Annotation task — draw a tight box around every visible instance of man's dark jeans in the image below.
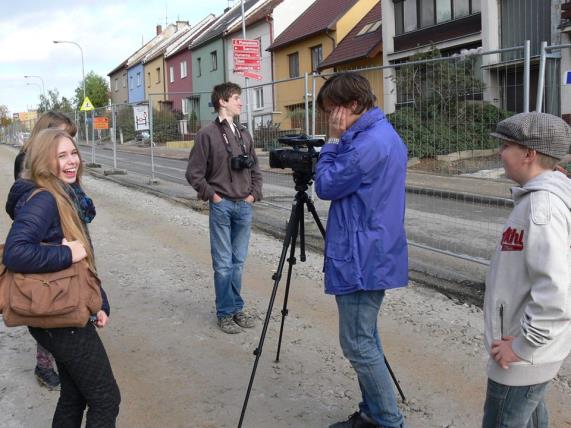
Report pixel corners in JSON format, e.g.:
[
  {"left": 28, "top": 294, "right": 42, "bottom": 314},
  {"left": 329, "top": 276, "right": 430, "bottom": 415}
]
[{"left": 29, "top": 323, "right": 120, "bottom": 428}]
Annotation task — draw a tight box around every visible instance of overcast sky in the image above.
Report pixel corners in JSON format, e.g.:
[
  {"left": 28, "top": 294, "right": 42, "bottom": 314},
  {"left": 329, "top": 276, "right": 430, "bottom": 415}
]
[{"left": 0, "top": 0, "right": 239, "bottom": 114}]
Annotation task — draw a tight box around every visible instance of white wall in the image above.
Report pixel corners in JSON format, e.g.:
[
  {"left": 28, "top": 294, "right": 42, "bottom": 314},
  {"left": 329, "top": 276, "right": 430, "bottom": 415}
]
[{"left": 272, "top": 0, "right": 317, "bottom": 38}]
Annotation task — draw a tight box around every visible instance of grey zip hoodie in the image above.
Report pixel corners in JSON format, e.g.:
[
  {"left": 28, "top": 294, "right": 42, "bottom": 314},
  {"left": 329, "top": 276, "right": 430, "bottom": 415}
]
[{"left": 484, "top": 170, "right": 571, "bottom": 386}]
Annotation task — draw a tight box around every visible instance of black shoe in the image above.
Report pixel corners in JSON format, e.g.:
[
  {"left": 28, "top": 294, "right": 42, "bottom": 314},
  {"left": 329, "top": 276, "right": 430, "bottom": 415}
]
[
  {"left": 329, "top": 412, "right": 379, "bottom": 428},
  {"left": 35, "top": 366, "right": 60, "bottom": 391}
]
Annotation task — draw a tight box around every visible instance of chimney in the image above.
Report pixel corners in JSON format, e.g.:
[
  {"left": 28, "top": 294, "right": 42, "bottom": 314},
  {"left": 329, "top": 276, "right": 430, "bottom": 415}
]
[
  {"left": 176, "top": 20, "right": 189, "bottom": 30},
  {"left": 156, "top": 25, "right": 162, "bottom": 35}
]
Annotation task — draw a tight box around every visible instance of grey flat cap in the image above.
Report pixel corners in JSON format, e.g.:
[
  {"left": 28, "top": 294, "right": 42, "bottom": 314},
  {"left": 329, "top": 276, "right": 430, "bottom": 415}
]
[{"left": 490, "top": 112, "right": 571, "bottom": 160}]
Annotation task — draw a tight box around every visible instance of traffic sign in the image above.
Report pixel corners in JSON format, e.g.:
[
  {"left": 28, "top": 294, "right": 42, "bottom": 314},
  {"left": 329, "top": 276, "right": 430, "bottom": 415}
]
[
  {"left": 232, "top": 39, "right": 260, "bottom": 75},
  {"left": 93, "top": 117, "right": 109, "bottom": 130},
  {"left": 80, "top": 96, "right": 95, "bottom": 111},
  {"left": 241, "top": 71, "right": 263, "bottom": 81}
]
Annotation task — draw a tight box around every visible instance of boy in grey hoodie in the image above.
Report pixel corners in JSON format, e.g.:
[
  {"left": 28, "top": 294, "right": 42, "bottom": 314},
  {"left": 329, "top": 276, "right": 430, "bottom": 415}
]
[{"left": 483, "top": 112, "right": 571, "bottom": 427}]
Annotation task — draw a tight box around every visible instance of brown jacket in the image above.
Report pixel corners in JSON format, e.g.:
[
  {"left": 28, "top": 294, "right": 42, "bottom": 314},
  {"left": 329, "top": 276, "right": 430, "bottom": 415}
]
[{"left": 186, "top": 119, "right": 263, "bottom": 201}]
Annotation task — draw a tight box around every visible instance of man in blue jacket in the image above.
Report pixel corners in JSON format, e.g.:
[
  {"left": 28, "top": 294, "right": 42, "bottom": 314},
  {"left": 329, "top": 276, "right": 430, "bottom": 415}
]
[{"left": 315, "top": 73, "right": 408, "bottom": 428}]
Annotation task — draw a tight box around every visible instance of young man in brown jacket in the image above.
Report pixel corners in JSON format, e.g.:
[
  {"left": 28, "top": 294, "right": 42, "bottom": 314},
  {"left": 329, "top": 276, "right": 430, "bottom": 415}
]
[{"left": 186, "top": 82, "right": 263, "bottom": 334}]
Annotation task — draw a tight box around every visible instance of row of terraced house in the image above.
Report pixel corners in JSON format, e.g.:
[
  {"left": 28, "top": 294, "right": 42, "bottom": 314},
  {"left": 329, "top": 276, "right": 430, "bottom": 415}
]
[{"left": 107, "top": 0, "right": 571, "bottom": 133}]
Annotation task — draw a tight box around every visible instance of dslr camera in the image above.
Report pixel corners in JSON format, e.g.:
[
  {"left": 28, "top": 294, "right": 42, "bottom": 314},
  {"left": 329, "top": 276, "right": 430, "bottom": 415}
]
[
  {"left": 269, "top": 134, "right": 324, "bottom": 176},
  {"left": 231, "top": 154, "right": 255, "bottom": 170}
]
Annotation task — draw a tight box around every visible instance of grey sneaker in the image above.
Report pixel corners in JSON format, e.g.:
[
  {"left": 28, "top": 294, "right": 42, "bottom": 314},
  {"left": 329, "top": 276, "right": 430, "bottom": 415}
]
[
  {"left": 329, "top": 412, "right": 379, "bottom": 428},
  {"left": 233, "top": 310, "right": 256, "bottom": 328},
  {"left": 217, "top": 316, "right": 242, "bottom": 334},
  {"left": 35, "top": 366, "right": 60, "bottom": 391}
]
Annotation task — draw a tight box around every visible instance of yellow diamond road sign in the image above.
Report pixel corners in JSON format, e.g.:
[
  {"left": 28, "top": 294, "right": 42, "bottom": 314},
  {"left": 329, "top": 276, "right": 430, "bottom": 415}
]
[{"left": 80, "top": 96, "right": 94, "bottom": 111}]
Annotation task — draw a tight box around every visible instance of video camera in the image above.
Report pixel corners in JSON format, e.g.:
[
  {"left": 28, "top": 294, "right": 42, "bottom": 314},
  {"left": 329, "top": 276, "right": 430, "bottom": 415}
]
[{"left": 269, "top": 134, "right": 324, "bottom": 176}]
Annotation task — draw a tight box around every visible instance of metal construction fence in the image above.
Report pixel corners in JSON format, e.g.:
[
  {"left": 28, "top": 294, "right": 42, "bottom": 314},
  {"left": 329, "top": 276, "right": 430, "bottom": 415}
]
[{"left": 2, "top": 41, "right": 568, "bottom": 266}]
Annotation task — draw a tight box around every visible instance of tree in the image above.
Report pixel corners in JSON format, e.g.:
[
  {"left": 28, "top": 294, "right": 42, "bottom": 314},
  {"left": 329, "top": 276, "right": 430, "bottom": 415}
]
[
  {"left": 38, "top": 89, "right": 74, "bottom": 113},
  {"left": 0, "top": 104, "right": 12, "bottom": 127},
  {"left": 74, "top": 71, "right": 109, "bottom": 109}
]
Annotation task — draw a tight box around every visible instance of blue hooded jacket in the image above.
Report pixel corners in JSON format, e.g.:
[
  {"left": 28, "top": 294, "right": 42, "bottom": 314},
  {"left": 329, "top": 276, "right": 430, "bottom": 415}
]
[
  {"left": 3, "top": 179, "right": 110, "bottom": 315},
  {"left": 315, "top": 107, "right": 408, "bottom": 295}
]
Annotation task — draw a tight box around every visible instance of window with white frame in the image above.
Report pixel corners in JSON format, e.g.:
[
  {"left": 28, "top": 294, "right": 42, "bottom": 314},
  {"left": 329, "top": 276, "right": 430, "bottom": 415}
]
[
  {"left": 137, "top": 72, "right": 141, "bottom": 87},
  {"left": 130, "top": 76, "right": 134, "bottom": 90},
  {"left": 122, "top": 74, "right": 127, "bottom": 88},
  {"left": 211, "top": 51, "right": 218, "bottom": 71},
  {"left": 114, "top": 78, "right": 118, "bottom": 91},
  {"left": 254, "top": 87, "right": 264, "bottom": 110},
  {"left": 169, "top": 65, "right": 174, "bottom": 83},
  {"left": 182, "top": 98, "right": 188, "bottom": 114},
  {"left": 180, "top": 60, "right": 188, "bottom": 78}
]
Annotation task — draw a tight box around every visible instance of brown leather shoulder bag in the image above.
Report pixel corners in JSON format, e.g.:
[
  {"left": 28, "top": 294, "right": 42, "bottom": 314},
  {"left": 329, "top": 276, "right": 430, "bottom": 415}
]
[{"left": 0, "top": 244, "right": 103, "bottom": 329}]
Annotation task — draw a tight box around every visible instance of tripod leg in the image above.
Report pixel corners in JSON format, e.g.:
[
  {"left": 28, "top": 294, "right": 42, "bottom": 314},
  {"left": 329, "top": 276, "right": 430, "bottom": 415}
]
[
  {"left": 305, "top": 197, "right": 407, "bottom": 402},
  {"left": 275, "top": 201, "right": 303, "bottom": 363},
  {"left": 384, "top": 356, "right": 406, "bottom": 402},
  {"left": 238, "top": 200, "right": 301, "bottom": 428},
  {"left": 305, "top": 197, "right": 326, "bottom": 239}
]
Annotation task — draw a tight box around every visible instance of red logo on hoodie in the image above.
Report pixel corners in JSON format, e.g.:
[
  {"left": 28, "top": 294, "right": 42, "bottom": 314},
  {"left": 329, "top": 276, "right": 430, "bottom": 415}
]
[{"left": 501, "top": 227, "right": 525, "bottom": 251}]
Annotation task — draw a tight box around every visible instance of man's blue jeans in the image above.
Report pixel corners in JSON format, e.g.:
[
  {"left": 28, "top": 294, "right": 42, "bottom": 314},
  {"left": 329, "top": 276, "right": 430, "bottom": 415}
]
[
  {"left": 482, "top": 379, "right": 549, "bottom": 428},
  {"left": 209, "top": 198, "right": 253, "bottom": 319},
  {"left": 336, "top": 290, "right": 405, "bottom": 428}
]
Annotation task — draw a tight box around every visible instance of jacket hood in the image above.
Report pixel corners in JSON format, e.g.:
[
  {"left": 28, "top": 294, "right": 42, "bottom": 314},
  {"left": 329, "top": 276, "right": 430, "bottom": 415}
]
[
  {"left": 5, "top": 179, "right": 37, "bottom": 220},
  {"left": 512, "top": 170, "right": 571, "bottom": 209}
]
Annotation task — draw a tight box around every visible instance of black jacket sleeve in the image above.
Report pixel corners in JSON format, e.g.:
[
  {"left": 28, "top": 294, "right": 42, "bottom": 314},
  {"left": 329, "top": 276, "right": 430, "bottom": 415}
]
[{"left": 3, "top": 192, "right": 72, "bottom": 273}]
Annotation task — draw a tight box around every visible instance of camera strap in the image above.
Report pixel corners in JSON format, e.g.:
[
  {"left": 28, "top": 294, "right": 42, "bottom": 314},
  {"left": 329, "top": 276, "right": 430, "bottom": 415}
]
[{"left": 214, "top": 118, "right": 247, "bottom": 155}]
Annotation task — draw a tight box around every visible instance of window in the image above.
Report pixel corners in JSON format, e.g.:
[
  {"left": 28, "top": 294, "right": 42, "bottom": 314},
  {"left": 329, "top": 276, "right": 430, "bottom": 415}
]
[
  {"left": 197, "top": 57, "right": 202, "bottom": 76},
  {"left": 130, "top": 76, "right": 134, "bottom": 90},
  {"left": 256, "top": 36, "right": 262, "bottom": 57},
  {"left": 288, "top": 52, "right": 299, "bottom": 78},
  {"left": 211, "top": 51, "right": 218, "bottom": 71},
  {"left": 156, "top": 67, "right": 161, "bottom": 83},
  {"left": 114, "top": 78, "right": 118, "bottom": 92},
  {"left": 453, "top": 0, "right": 470, "bottom": 18},
  {"left": 420, "top": 1, "right": 435, "bottom": 27},
  {"left": 500, "top": 0, "right": 550, "bottom": 56},
  {"left": 122, "top": 74, "right": 127, "bottom": 88},
  {"left": 137, "top": 72, "right": 141, "bottom": 87},
  {"left": 403, "top": 0, "right": 418, "bottom": 32},
  {"left": 180, "top": 60, "right": 187, "bottom": 78},
  {"left": 395, "top": 0, "right": 481, "bottom": 34},
  {"left": 436, "top": 0, "right": 452, "bottom": 22},
  {"left": 357, "top": 20, "right": 381, "bottom": 36},
  {"left": 147, "top": 72, "right": 151, "bottom": 88},
  {"left": 254, "top": 87, "right": 264, "bottom": 110},
  {"left": 182, "top": 98, "right": 188, "bottom": 115},
  {"left": 169, "top": 65, "right": 174, "bottom": 83},
  {"left": 311, "top": 45, "right": 323, "bottom": 71}
]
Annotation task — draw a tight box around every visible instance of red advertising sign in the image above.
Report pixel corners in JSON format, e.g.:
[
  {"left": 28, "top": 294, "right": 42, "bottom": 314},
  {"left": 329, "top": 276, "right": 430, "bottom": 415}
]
[{"left": 232, "top": 39, "right": 261, "bottom": 74}]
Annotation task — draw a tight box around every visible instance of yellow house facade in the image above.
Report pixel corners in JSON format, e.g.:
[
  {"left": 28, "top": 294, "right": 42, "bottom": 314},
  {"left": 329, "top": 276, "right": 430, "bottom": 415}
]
[
  {"left": 144, "top": 55, "right": 168, "bottom": 110},
  {"left": 269, "top": 0, "right": 378, "bottom": 132}
]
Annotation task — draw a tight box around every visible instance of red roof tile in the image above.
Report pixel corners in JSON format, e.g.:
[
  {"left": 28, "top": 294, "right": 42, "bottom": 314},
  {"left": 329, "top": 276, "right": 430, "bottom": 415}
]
[
  {"left": 268, "top": 0, "right": 359, "bottom": 51},
  {"left": 318, "top": 3, "right": 381, "bottom": 70}
]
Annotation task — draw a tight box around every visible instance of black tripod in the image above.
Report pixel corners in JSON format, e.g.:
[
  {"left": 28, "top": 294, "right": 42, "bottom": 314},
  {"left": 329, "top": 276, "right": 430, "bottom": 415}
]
[{"left": 238, "top": 171, "right": 406, "bottom": 428}]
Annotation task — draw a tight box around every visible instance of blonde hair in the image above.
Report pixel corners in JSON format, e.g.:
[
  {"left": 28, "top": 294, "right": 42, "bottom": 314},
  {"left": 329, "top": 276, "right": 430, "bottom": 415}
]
[
  {"left": 22, "top": 111, "right": 77, "bottom": 154},
  {"left": 21, "top": 129, "right": 95, "bottom": 270}
]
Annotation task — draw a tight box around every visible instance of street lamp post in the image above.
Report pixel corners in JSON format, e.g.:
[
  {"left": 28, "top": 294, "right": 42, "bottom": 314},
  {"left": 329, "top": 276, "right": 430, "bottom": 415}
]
[
  {"left": 24, "top": 75, "right": 45, "bottom": 98},
  {"left": 52, "top": 40, "right": 91, "bottom": 157},
  {"left": 26, "top": 82, "right": 43, "bottom": 109}
]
